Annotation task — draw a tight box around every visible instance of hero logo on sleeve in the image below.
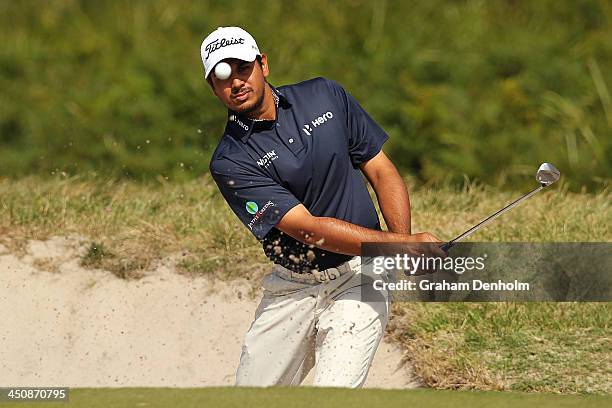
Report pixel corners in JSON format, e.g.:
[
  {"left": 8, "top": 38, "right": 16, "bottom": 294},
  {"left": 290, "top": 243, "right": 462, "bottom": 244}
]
[{"left": 302, "top": 111, "right": 334, "bottom": 135}]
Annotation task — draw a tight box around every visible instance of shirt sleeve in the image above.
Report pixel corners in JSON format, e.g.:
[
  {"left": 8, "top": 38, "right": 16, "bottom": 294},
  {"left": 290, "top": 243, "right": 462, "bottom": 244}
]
[
  {"left": 209, "top": 158, "right": 301, "bottom": 241},
  {"left": 324, "top": 78, "right": 390, "bottom": 167}
]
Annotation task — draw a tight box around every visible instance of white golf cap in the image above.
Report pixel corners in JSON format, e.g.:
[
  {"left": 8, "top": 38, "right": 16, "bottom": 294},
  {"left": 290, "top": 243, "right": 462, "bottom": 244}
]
[{"left": 201, "top": 27, "right": 261, "bottom": 79}]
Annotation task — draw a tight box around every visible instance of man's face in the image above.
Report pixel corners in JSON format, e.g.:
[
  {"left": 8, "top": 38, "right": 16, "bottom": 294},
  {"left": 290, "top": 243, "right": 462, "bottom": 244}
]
[{"left": 208, "top": 54, "right": 269, "bottom": 116}]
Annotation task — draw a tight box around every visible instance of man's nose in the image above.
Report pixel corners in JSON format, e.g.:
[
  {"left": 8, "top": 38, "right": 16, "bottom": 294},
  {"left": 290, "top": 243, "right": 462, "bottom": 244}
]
[{"left": 231, "top": 76, "right": 245, "bottom": 92}]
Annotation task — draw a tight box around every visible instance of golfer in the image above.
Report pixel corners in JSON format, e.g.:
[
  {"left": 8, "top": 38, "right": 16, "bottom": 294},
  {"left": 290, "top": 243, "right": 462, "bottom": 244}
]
[{"left": 201, "top": 26, "right": 443, "bottom": 387}]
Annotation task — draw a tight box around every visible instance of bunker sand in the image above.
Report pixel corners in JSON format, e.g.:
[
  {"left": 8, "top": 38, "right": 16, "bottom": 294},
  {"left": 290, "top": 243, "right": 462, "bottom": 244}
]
[{"left": 0, "top": 235, "right": 419, "bottom": 388}]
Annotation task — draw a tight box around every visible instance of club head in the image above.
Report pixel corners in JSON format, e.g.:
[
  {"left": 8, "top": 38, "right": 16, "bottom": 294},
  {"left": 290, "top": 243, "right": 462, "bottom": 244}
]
[{"left": 536, "top": 163, "right": 561, "bottom": 186}]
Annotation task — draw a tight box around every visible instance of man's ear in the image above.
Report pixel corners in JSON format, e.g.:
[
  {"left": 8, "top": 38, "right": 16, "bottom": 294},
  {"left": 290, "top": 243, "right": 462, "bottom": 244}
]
[
  {"left": 260, "top": 54, "right": 269, "bottom": 78},
  {"left": 206, "top": 76, "right": 220, "bottom": 97}
]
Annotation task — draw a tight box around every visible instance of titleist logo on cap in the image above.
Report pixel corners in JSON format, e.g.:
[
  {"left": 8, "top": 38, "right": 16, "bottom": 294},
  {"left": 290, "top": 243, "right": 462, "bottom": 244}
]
[{"left": 204, "top": 37, "right": 245, "bottom": 58}]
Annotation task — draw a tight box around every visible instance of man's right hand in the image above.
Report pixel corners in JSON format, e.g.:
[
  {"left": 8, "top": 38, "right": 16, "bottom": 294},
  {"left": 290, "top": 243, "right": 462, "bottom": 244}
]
[
  {"left": 409, "top": 232, "right": 442, "bottom": 243},
  {"left": 402, "top": 232, "right": 447, "bottom": 275}
]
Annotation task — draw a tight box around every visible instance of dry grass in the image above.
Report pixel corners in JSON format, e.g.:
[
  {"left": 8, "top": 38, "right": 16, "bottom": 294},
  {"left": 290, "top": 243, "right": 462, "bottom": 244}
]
[
  {"left": 31, "top": 257, "right": 62, "bottom": 273},
  {"left": 0, "top": 175, "right": 610, "bottom": 393},
  {"left": 388, "top": 302, "right": 611, "bottom": 394},
  {"left": 0, "top": 174, "right": 269, "bottom": 281},
  {"left": 387, "top": 304, "right": 505, "bottom": 391}
]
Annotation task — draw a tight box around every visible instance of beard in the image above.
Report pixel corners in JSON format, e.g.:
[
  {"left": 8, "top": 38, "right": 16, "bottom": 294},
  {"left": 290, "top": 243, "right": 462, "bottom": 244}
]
[{"left": 233, "top": 83, "right": 267, "bottom": 116}]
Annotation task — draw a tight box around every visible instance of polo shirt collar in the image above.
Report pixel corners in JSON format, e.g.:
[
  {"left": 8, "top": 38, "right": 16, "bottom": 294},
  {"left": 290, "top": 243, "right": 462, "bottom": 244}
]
[{"left": 225, "top": 84, "right": 291, "bottom": 143}]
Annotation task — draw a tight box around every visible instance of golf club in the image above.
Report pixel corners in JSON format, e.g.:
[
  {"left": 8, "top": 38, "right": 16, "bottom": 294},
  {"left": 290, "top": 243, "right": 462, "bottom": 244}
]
[{"left": 440, "top": 163, "right": 560, "bottom": 252}]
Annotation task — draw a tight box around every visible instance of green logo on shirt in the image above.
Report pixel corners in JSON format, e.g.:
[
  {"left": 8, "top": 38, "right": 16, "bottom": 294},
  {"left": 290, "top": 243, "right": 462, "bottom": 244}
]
[{"left": 246, "top": 201, "right": 259, "bottom": 215}]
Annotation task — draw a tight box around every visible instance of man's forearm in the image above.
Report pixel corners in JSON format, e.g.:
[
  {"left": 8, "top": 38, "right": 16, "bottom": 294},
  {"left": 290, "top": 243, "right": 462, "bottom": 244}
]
[
  {"left": 283, "top": 216, "right": 416, "bottom": 256},
  {"left": 373, "top": 169, "right": 411, "bottom": 234},
  {"left": 359, "top": 151, "right": 411, "bottom": 234}
]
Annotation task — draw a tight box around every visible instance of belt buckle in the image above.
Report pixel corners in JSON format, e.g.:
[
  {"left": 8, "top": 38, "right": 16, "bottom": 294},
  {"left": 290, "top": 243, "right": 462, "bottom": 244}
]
[
  {"left": 312, "top": 267, "right": 343, "bottom": 283},
  {"left": 288, "top": 270, "right": 314, "bottom": 284}
]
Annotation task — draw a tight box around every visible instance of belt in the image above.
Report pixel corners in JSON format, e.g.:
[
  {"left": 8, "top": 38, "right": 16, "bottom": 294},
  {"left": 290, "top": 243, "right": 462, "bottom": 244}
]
[{"left": 273, "top": 256, "right": 359, "bottom": 284}]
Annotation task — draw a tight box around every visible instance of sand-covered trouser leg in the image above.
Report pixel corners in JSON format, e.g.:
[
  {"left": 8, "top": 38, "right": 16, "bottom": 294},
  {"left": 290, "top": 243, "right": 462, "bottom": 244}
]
[
  {"left": 235, "top": 257, "right": 390, "bottom": 387},
  {"left": 235, "top": 270, "right": 319, "bottom": 386},
  {"left": 312, "top": 256, "right": 390, "bottom": 388}
]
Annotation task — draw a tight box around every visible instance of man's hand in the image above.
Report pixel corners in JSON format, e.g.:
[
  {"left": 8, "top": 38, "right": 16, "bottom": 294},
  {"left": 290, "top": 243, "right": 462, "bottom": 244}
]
[
  {"left": 405, "top": 233, "right": 447, "bottom": 275},
  {"left": 402, "top": 232, "right": 446, "bottom": 256},
  {"left": 349, "top": 232, "right": 446, "bottom": 276},
  {"left": 410, "top": 232, "right": 442, "bottom": 243},
  {"left": 390, "top": 232, "right": 447, "bottom": 276}
]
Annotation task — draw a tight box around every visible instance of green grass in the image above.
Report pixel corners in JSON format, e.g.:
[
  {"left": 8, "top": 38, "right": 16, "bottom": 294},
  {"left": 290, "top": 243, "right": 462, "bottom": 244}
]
[
  {"left": 0, "top": 175, "right": 610, "bottom": 394},
  {"left": 1, "top": 388, "right": 611, "bottom": 408},
  {"left": 1, "top": 1, "right": 611, "bottom": 189}
]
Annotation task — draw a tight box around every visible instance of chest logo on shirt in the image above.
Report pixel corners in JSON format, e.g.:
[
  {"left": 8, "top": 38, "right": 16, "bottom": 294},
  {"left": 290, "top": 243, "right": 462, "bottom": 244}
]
[
  {"left": 256, "top": 150, "right": 278, "bottom": 168},
  {"left": 302, "top": 111, "right": 334, "bottom": 136}
]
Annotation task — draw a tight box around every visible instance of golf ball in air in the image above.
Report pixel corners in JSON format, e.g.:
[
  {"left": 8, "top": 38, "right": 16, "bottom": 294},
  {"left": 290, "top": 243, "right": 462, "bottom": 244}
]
[{"left": 214, "top": 62, "right": 232, "bottom": 80}]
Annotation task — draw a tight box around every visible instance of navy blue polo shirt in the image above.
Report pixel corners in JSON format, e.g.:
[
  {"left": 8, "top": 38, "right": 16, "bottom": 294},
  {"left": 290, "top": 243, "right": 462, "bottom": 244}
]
[{"left": 209, "top": 77, "right": 389, "bottom": 273}]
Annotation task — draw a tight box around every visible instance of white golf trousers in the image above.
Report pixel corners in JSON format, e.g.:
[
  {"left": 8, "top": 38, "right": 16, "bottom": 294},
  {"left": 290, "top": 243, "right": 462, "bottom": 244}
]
[{"left": 235, "top": 256, "right": 390, "bottom": 388}]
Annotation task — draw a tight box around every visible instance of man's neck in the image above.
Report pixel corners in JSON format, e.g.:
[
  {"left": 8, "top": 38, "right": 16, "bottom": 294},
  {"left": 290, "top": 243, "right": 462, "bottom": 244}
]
[{"left": 245, "top": 83, "right": 276, "bottom": 121}]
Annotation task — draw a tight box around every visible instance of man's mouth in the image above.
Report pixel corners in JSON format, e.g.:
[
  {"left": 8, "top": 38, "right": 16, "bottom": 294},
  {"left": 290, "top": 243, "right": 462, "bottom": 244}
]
[{"left": 232, "top": 89, "right": 251, "bottom": 102}]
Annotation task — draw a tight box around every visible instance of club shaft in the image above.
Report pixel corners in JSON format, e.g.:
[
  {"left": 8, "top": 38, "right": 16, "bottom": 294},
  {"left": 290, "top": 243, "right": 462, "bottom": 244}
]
[{"left": 445, "top": 185, "right": 544, "bottom": 248}]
